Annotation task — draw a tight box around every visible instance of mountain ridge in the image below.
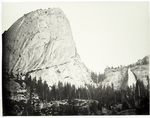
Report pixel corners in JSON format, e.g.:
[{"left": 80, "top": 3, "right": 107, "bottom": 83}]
[
  {"left": 100, "top": 55, "right": 149, "bottom": 89},
  {"left": 2, "top": 8, "right": 93, "bottom": 88}
]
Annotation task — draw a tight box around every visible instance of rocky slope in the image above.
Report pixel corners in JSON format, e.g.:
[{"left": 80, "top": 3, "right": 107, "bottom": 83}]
[
  {"left": 101, "top": 56, "right": 149, "bottom": 90},
  {"left": 101, "top": 67, "right": 128, "bottom": 89},
  {"left": 131, "top": 64, "right": 149, "bottom": 86},
  {"left": 2, "top": 8, "right": 93, "bottom": 88}
]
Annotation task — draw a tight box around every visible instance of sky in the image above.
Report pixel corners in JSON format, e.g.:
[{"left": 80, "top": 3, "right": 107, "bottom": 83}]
[{"left": 1, "top": 1, "right": 149, "bottom": 73}]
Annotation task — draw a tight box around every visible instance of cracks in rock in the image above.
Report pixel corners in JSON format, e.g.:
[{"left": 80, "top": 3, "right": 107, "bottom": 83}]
[
  {"left": 20, "top": 31, "right": 40, "bottom": 50},
  {"left": 64, "top": 76, "right": 69, "bottom": 78},
  {"left": 26, "top": 60, "right": 71, "bottom": 76},
  {"left": 45, "top": 36, "right": 58, "bottom": 65},
  {"left": 10, "top": 57, "right": 21, "bottom": 74},
  {"left": 13, "top": 30, "right": 59, "bottom": 76},
  {"left": 11, "top": 31, "right": 40, "bottom": 74}
]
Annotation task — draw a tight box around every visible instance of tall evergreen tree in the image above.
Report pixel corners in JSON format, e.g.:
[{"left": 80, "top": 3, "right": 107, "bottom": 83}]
[
  {"left": 43, "top": 81, "right": 49, "bottom": 100},
  {"left": 51, "top": 85, "right": 56, "bottom": 100},
  {"left": 37, "top": 77, "right": 43, "bottom": 100}
]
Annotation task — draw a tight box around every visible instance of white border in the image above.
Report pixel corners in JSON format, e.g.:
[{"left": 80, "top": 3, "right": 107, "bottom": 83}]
[{"left": 0, "top": 0, "right": 149, "bottom": 118}]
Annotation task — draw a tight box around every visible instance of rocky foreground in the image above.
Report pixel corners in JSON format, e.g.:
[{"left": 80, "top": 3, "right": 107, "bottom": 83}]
[{"left": 4, "top": 98, "right": 141, "bottom": 116}]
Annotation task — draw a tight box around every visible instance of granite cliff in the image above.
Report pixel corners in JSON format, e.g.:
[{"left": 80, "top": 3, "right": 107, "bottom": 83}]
[
  {"left": 3, "top": 8, "right": 93, "bottom": 88},
  {"left": 101, "top": 56, "right": 149, "bottom": 90}
]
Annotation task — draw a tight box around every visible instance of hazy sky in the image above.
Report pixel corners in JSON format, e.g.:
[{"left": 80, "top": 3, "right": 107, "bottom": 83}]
[{"left": 2, "top": 1, "right": 149, "bottom": 73}]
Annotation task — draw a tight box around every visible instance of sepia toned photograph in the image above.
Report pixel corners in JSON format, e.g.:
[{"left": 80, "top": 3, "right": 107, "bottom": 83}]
[{"left": 1, "top": 1, "right": 149, "bottom": 116}]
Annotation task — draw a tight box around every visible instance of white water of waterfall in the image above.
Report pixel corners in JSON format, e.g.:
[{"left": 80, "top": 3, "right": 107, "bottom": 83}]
[{"left": 128, "top": 68, "right": 137, "bottom": 88}]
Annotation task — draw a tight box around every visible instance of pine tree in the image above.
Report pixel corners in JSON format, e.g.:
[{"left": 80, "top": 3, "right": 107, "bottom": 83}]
[
  {"left": 43, "top": 81, "right": 49, "bottom": 100},
  {"left": 146, "top": 75, "right": 149, "bottom": 91},
  {"left": 66, "top": 83, "right": 71, "bottom": 99},
  {"left": 51, "top": 85, "right": 56, "bottom": 100},
  {"left": 32, "top": 77, "right": 37, "bottom": 93},
  {"left": 37, "top": 77, "right": 43, "bottom": 100},
  {"left": 24, "top": 73, "right": 30, "bottom": 86},
  {"left": 71, "top": 84, "right": 76, "bottom": 99}
]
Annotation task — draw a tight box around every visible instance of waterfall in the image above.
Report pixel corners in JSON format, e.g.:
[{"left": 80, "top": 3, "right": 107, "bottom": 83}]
[{"left": 128, "top": 68, "right": 137, "bottom": 87}]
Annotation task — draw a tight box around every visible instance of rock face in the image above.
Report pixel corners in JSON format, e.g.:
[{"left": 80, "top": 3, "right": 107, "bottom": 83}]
[
  {"left": 131, "top": 65, "right": 149, "bottom": 86},
  {"left": 3, "top": 8, "right": 93, "bottom": 88},
  {"left": 101, "top": 63, "right": 149, "bottom": 90},
  {"left": 101, "top": 67, "right": 128, "bottom": 89}
]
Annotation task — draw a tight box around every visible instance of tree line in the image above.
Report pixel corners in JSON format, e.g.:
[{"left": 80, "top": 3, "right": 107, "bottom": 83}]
[
  {"left": 3, "top": 70, "right": 149, "bottom": 115},
  {"left": 91, "top": 71, "right": 105, "bottom": 83},
  {"left": 24, "top": 73, "right": 149, "bottom": 109}
]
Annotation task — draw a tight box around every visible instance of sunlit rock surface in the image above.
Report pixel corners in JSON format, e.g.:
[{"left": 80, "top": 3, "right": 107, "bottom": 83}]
[
  {"left": 101, "top": 64, "right": 149, "bottom": 90},
  {"left": 101, "top": 67, "right": 128, "bottom": 89},
  {"left": 3, "top": 8, "right": 93, "bottom": 88},
  {"left": 131, "top": 65, "right": 149, "bottom": 86}
]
